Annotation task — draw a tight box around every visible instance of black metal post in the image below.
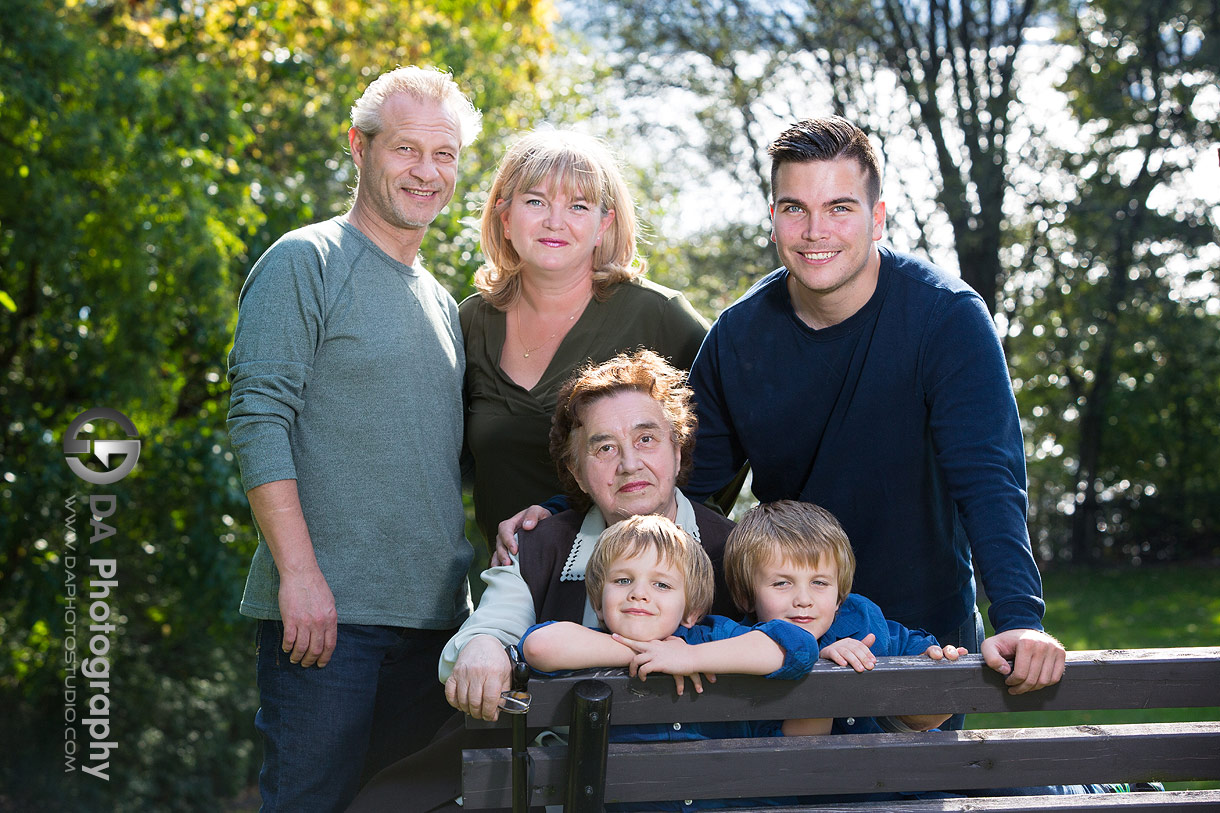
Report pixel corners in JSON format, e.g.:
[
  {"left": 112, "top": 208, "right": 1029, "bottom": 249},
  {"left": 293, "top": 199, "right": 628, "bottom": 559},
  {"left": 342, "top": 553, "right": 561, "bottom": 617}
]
[
  {"left": 507, "top": 653, "right": 532, "bottom": 813},
  {"left": 565, "top": 679, "right": 612, "bottom": 813}
]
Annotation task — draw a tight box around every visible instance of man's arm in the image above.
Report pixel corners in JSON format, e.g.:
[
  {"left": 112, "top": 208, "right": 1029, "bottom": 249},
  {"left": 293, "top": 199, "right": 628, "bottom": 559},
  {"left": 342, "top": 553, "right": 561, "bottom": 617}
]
[
  {"left": 685, "top": 324, "right": 749, "bottom": 503},
  {"left": 247, "top": 480, "right": 337, "bottom": 668},
  {"left": 925, "top": 294, "right": 1062, "bottom": 690},
  {"left": 227, "top": 237, "right": 330, "bottom": 663}
]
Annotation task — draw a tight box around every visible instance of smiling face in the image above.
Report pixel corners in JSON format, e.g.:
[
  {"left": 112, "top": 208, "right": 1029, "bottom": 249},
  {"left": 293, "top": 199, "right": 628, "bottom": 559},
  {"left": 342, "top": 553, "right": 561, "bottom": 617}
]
[
  {"left": 570, "top": 389, "right": 681, "bottom": 525},
  {"left": 750, "top": 553, "right": 842, "bottom": 640},
  {"left": 596, "top": 546, "right": 696, "bottom": 640},
  {"left": 350, "top": 93, "right": 461, "bottom": 233},
  {"left": 500, "top": 177, "right": 615, "bottom": 277},
  {"left": 771, "top": 157, "right": 886, "bottom": 328}
]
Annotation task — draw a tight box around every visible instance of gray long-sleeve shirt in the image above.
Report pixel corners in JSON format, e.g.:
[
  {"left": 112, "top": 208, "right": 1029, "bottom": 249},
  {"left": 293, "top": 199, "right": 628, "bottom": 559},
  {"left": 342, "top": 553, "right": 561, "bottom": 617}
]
[{"left": 227, "top": 216, "right": 472, "bottom": 628}]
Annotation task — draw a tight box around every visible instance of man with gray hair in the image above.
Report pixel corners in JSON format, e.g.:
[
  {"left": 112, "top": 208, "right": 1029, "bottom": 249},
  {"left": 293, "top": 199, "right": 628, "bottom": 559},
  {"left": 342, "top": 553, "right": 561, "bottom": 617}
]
[{"left": 227, "top": 66, "right": 482, "bottom": 811}]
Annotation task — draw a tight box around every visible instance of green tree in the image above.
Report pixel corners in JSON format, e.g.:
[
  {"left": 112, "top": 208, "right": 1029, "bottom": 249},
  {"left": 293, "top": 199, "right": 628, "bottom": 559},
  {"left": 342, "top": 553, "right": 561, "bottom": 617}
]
[
  {"left": 566, "top": 0, "right": 1054, "bottom": 314},
  {"left": 1007, "top": 0, "right": 1219, "bottom": 562},
  {"left": 1, "top": 1, "right": 556, "bottom": 808}
]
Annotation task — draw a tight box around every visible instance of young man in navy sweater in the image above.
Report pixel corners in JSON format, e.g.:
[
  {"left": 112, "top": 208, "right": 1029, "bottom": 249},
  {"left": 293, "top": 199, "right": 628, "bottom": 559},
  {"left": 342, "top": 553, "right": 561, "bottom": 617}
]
[{"left": 685, "top": 116, "right": 1064, "bottom": 709}]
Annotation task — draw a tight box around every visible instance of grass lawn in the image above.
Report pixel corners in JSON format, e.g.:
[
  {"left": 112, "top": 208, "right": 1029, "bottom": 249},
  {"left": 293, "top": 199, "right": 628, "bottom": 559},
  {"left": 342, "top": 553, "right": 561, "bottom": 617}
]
[{"left": 973, "top": 563, "right": 1220, "bottom": 790}]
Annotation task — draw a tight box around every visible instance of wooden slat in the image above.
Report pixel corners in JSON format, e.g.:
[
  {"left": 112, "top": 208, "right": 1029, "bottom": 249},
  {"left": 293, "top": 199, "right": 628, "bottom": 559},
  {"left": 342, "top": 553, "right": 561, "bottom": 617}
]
[
  {"left": 460, "top": 722, "right": 1220, "bottom": 809},
  {"left": 466, "top": 648, "right": 1220, "bottom": 729},
  {"left": 735, "top": 789, "right": 1220, "bottom": 811}
]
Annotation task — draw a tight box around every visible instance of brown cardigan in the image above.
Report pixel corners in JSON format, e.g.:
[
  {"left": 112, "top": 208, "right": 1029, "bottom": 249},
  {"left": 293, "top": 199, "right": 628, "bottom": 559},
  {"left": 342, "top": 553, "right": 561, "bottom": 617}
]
[{"left": 516, "top": 500, "right": 738, "bottom": 623}]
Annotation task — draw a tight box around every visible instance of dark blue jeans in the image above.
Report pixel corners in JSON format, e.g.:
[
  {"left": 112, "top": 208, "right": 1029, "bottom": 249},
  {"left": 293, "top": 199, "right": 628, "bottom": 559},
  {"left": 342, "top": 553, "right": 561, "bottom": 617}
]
[{"left": 255, "top": 620, "right": 456, "bottom": 812}]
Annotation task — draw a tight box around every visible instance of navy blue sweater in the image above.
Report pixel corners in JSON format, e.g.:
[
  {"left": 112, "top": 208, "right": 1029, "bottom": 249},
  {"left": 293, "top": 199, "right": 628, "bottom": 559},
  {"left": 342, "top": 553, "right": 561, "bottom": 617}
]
[{"left": 687, "top": 248, "right": 1044, "bottom": 638}]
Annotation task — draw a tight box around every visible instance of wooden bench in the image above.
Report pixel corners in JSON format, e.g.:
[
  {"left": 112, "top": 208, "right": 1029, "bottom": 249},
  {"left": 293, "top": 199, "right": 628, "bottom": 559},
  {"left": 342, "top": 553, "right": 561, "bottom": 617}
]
[{"left": 460, "top": 647, "right": 1220, "bottom": 811}]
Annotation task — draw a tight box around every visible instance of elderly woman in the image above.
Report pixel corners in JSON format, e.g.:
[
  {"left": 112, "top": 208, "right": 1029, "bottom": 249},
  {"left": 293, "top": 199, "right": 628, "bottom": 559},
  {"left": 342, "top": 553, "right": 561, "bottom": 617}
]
[
  {"left": 348, "top": 351, "right": 734, "bottom": 812},
  {"left": 461, "top": 129, "right": 708, "bottom": 545},
  {"left": 442, "top": 349, "right": 737, "bottom": 719}
]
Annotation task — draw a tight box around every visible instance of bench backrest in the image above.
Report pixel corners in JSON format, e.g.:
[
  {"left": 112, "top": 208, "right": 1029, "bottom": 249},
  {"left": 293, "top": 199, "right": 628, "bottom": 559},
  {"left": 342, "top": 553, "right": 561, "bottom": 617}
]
[{"left": 461, "top": 647, "right": 1220, "bottom": 809}]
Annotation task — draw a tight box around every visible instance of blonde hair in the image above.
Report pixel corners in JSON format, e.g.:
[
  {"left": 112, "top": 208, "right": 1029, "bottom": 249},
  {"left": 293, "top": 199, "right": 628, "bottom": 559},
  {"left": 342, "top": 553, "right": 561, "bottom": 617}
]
[
  {"left": 350, "top": 66, "right": 482, "bottom": 147},
  {"left": 550, "top": 350, "right": 695, "bottom": 512},
  {"left": 725, "top": 500, "right": 856, "bottom": 613},
  {"left": 475, "top": 129, "right": 644, "bottom": 310},
  {"left": 586, "top": 515, "right": 714, "bottom": 626}
]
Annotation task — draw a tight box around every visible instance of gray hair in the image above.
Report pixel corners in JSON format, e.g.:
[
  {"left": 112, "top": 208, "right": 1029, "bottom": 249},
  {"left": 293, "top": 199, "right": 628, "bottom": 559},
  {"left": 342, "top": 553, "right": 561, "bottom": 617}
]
[{"left": 350, "top": 66, "right": 482, "bottom": 147}]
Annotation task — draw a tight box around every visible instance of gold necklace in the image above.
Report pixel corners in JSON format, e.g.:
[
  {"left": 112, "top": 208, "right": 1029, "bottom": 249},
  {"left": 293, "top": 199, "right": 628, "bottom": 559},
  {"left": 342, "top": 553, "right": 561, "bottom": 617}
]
[{"left": 516, "top": 295, "right": 588, "bottom": 359}]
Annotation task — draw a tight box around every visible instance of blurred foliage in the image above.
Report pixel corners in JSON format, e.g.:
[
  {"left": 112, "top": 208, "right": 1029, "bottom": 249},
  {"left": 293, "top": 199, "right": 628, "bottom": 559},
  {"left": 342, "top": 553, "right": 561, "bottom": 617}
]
[
  {"left": 0, "top": 0, "right": 557, "bottom": 808},
  {"left": 646, "top": 222, "right": 777, "bottom": 322},
  {"left": 1006, "top": 0, "right": 1220, "bottom": 563},
  {"left": 565, "top": 0, "right": 1220, "bottom": 564},
  {"left": 2, "top": 0, "right": 1218, "bottom": 808},
  {"left": 564, "top": 0, "right": 1068, "bottom": 314},
  {"left": 973, "top": 563, "right": 1220, "bottom": 796}
]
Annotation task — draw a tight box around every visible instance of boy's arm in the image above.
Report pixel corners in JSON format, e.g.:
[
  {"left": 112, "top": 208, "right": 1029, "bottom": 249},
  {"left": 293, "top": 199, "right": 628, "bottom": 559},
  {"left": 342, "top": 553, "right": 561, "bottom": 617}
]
[
  {"left": 520, "top": 621, "right": 634, "bottom": 673},
  {"left": 782, "top": 717, "right": 833, "bottom": 737},
  {"left": 894, "top": 641, "right": 967, "bottom": 730},
  {"left": 623, "top": 617, "right": 818, "bottom": 681},
  {"left": 624, "top": 629, "right": 786, "bottom": 679}
]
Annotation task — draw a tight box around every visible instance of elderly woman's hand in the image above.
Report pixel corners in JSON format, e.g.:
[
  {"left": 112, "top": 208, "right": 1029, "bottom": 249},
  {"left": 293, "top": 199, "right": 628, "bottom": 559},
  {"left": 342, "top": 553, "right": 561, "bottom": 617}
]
[{"left": 445, "top": 635, "right": 512, "bottom": 722}]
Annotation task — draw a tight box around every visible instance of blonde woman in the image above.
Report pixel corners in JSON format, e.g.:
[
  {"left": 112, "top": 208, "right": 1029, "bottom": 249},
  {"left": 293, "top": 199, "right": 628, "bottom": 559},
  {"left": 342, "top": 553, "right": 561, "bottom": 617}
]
[{"left": 462, "top": 129, "right": 707, "bottom": 544}]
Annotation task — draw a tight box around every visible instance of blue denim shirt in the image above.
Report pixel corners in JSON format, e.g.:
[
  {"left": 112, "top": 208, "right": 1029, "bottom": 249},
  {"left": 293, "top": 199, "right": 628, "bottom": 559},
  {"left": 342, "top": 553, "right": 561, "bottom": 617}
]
[
  {"left": 818, "top": 594, "right": 939, "bottom": 736},
  {"left": 520, "top": 615, "right": 817, "bottom": 811}
]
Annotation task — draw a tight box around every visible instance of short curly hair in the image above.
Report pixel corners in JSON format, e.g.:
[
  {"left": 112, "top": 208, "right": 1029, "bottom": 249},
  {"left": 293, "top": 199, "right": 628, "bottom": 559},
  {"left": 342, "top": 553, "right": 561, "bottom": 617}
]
[
  {"left": 585, "top": 514, "right": 715, "bottom": 626},
  {"left": 549, "top": 349, "right": 696, "bottom": 513}
]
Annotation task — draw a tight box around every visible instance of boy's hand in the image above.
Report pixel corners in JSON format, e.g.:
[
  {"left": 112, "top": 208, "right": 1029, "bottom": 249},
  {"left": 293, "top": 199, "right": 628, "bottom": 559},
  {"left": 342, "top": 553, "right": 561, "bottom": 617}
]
[
  {"left": 925, "top": 644, "right": 967, "bottom": 661},
  {"left": 613, "top": 633, "right": 711, "bottom": 695},
  {"left": 820, "top": 633, "right": 877, "bottom": 672}
]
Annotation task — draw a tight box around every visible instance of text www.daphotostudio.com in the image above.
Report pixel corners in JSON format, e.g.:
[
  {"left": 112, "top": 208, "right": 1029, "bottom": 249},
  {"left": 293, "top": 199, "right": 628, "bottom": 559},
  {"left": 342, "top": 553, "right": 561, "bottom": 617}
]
[{"left": 61, "top": 408, "right": 142, "bottom": 781}]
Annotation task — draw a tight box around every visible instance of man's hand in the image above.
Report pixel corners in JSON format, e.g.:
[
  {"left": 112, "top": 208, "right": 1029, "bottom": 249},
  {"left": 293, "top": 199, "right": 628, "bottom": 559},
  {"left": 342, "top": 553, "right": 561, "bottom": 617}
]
[
  {"left": 278, "top": 566, "right": 338, "bottom": 668},
  {"left": 820, "top": 633, "right": 877, "bottom": 672},
  {"left": 981, "top": 628, "right": 1065, "bottom": 694},
  {"left": 492, "top": 505, "right": 552, "bottom": 566},
  {"left": 445, "top": 635, "right": 512, "bottom": 721}
]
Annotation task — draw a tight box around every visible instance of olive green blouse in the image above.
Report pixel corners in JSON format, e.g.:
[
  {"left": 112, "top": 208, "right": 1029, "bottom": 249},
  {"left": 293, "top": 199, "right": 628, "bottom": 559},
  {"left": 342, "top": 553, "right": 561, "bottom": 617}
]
[{"left": 459, "top": 278, "right": 709, "bottom": 545}]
